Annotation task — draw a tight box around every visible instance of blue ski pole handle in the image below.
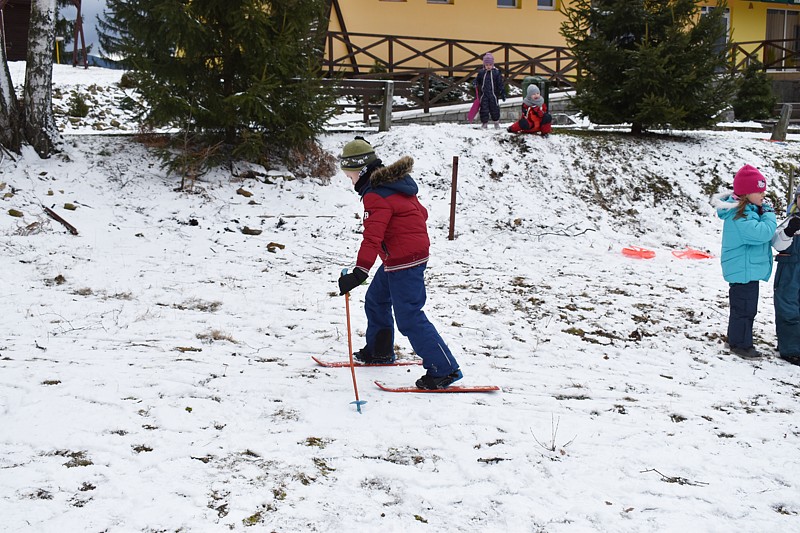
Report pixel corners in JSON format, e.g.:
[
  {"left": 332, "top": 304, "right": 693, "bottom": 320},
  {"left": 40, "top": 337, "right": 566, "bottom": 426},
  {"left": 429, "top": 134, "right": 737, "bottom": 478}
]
[{"left": 341, "top": 268, "right": 348, "bottom": 275}]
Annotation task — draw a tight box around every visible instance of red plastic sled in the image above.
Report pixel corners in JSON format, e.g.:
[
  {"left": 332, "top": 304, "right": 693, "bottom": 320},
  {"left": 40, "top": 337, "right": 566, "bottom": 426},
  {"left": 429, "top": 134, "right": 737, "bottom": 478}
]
[
  {"left": 672, "top": 247, "right": 714, "bottom": 260},
  {"left": 621, "top": 246, "right": 655, "bottom": 259}
]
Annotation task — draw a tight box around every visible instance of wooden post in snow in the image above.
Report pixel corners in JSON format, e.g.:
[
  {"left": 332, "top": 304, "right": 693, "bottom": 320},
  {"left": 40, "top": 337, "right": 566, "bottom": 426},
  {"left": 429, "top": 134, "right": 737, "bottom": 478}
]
[
  {"left": 379, "top": 80, "right": 394, "bottom": 132},
  {"left": 771, "top": 103, "right": 792, "bottom": 142},
  {"left": 448, "top": 156, "right": 458, "bottom": 240}
]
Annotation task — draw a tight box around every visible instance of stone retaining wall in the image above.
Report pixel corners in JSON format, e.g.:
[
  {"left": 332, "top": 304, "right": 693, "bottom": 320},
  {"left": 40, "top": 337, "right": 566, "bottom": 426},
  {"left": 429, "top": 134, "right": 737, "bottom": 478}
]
[{"left": 373, "top": 92, "right": 577, "bottom": 128}]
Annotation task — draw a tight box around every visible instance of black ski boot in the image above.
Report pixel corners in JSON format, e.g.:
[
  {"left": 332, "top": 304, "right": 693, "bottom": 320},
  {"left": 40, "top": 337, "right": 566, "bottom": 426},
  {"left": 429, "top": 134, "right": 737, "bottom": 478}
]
[
  {"left": 353, "top": 346, "right": 394, "bottom": 364},
  {"left": 415, "top": 369, "right": 463, "bottom": 390},
  {"left": 353, "top": 329, "right": 396, "bottom": 364}
]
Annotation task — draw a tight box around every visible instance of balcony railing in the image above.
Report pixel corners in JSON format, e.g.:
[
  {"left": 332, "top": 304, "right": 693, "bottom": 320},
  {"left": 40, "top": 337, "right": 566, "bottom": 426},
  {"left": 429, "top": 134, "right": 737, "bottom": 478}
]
[{"left": 323, "top": 32, "right": 800, "bottom": 112}]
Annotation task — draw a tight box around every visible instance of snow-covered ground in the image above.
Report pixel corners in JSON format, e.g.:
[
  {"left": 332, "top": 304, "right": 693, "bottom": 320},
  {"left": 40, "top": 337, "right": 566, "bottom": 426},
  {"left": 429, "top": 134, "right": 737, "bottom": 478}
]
[{"left": 1, "top": 64, "right": 800, "bottom": 532}]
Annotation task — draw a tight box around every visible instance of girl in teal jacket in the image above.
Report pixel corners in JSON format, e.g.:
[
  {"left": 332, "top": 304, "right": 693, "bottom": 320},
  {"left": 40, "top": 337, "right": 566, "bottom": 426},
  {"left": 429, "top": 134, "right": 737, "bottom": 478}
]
[{"left": 712, "top": 164, "right": 777, "bottom": 359}]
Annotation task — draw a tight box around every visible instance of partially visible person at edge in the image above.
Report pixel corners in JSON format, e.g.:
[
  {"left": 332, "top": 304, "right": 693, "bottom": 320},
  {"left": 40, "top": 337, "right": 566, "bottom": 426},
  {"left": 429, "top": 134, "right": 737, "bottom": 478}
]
[
  {"left": 712, "top": 164, "right": 777, "bottom": 359},
  {"left": 474, "top": 52, "right": 505, "bottom": 129},
  {"left": 336, "top": 137, "right": 463, "bottom": 390},
  {"left": 507, "top": 83, "right": 552, "bottom": 136},
  {"left": 771, "top": 184, "right": 800, "bottom": 366}
]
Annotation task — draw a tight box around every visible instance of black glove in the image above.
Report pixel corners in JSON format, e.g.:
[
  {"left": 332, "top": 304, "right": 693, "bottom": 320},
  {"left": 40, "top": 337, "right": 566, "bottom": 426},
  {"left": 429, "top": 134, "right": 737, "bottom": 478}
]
[
  {"left": 338, "top": 268, "right": 368, "bottom": 295},
  {"left": 785, "top": 217, "right": 800, "bottom": 237}
]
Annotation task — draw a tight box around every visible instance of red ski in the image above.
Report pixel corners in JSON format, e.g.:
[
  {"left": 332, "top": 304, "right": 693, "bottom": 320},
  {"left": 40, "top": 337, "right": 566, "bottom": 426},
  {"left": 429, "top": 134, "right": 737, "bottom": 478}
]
[
  {"left": 374, "top": 381, "right": 500, "bottom": 393},
  {"left": 312, "top": 356, "right": 422, "bottom": 368}
]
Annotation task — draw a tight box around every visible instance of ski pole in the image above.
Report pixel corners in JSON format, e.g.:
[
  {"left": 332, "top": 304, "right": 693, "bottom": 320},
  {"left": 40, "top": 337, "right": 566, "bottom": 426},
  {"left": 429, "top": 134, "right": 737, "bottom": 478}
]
[{"left": 343, "top": 268, "right": 367, "bottom": 414}]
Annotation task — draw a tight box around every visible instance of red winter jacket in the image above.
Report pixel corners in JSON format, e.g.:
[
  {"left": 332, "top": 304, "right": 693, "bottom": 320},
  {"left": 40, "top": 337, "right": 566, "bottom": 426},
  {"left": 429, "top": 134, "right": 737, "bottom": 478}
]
[
  {"left": 508, "top": 102, "right": 552, "bottom": 135},
  {"left": 355, "top": 156, "right": 430, "bottom": 273}
]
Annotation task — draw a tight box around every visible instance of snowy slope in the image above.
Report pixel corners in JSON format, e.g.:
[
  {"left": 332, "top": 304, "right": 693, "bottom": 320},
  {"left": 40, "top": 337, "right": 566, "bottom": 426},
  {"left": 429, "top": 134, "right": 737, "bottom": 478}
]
[{"left": 1, "top": 66, "right": 800, "bottom": 532}]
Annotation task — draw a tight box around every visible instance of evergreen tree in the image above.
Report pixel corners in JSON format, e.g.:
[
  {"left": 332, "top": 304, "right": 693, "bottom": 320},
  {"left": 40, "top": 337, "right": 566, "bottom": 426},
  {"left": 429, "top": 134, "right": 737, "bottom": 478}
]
[
  {"left": 560, "top": 0, "right": 734, "bottom": 134},
  {"left": 97, "top": 0, "right": 334, "bottom": 162},
  {"left": 732, "top": 60, "right": 776, "bottom": 121}
]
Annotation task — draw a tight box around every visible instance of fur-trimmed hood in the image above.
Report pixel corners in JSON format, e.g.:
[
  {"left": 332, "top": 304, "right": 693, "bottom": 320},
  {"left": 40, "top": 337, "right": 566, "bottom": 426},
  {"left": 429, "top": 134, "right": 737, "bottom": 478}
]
[
  {"left": 358, "top": 156, "right": 419, "bottom": 199},
  {"left": 711, "top": 190, "right": 737, "bottom": 212},
  {"left": 371, "top": 156, "right": 414, "bottom": 187}
]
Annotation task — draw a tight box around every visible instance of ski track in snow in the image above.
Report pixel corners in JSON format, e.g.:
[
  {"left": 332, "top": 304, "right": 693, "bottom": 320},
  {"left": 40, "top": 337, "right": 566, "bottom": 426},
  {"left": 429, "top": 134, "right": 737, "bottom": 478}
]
[{"left": 1, "top": 85, "right": 800, "bottom": 531}]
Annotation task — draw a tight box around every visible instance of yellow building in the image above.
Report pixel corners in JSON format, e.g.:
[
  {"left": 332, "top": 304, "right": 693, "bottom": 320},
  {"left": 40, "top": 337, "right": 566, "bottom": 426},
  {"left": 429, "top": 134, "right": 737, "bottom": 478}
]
[{"left": 326, "top": 1, "right": 800, "bottom": 76}]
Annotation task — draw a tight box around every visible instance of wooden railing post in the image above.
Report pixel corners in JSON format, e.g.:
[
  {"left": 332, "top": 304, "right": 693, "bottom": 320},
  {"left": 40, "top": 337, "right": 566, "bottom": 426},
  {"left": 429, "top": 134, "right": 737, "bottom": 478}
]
[
  {"left": 379, "top": 80, "right": 394, "bottom": 132},
  {"left": 423, "top": 72, "right": 430, "bottom": 113},
  {"left": 388, "top": 36, "right": 394, "bottom": 73},
  {"left": 448, "top": 41, "right": 454, "bottom": 77},
  {"left": 327, "top": 33, "right": 334, "bottom": 76}
]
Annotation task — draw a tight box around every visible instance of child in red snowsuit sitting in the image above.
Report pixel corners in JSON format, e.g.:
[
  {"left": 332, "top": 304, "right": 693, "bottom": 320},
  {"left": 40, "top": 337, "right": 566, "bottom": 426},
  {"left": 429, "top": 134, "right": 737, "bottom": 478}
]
[{"left": 507, "top": 84, "right": 552, "bottom": 136}]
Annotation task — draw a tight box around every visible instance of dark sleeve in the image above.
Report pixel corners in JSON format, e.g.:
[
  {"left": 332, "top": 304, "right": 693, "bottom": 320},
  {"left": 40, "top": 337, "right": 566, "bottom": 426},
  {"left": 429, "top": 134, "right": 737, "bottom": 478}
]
[
  {"left": 474, "top": 70, "right": 483, "bottom": 89},
  {"left": 495, "top": 70, "right": 506, "bottom": 99}
]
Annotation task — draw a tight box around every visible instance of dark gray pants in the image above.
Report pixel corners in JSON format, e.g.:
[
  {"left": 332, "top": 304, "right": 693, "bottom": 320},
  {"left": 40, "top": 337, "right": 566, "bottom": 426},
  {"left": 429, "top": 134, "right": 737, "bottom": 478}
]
[
  {"left": 728, "top": 281, "right": 759, "bottom": 349},
  {"left": 479, "top": 95, "right": 500, "bottom": 123}
]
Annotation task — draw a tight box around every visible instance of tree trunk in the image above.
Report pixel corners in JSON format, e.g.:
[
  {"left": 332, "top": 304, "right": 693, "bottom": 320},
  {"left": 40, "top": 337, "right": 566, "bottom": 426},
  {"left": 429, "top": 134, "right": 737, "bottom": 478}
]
[
  {"left": 23, "top": 0, "right": 61, "bottom": 158},
  {"left": 0, "top": 21, "right": 22, "bottom": 153}
]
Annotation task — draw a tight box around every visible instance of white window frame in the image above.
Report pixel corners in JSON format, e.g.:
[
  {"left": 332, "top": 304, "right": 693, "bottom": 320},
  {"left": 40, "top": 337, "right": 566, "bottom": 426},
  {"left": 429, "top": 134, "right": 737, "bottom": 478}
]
[
  {"left": 427, "top": 0, "right": 453, "bottom": 4},
  {"left": 700, "top": 6, "right": 730, "bottom": 38},
  {"left": 537, "top": 0, "right": 556, "bottom": 10},
  {"left": 498, "top": 0, "right": 519, "bottom": 8}
]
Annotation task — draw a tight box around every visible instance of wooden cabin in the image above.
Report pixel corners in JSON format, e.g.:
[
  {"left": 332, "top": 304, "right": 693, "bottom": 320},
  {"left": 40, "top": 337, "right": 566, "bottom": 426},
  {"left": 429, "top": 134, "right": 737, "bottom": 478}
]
[{"left": 1, "top": 0, "right": 32, "bottom": 61}]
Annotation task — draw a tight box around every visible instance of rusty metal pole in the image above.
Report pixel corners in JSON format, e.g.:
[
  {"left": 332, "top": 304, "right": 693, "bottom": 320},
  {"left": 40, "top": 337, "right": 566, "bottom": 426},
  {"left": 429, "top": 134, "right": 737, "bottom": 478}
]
[{"left": 448, "top": 156, "right": 458, "bottom": 240}]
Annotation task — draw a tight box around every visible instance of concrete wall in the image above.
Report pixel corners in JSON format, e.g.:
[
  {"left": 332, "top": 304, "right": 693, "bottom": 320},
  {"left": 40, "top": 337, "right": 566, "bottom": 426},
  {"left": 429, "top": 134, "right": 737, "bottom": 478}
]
[
  {"left": 381, "top": 92, "right": 576, "bottom": 127},
  {"left": 770, "top": 73, "right": 800, "bottom": 103}
]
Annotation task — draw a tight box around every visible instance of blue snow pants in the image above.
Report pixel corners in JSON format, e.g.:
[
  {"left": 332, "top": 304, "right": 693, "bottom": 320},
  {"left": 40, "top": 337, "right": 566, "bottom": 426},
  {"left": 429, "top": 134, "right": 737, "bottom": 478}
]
[
  {"left": 364, "top": 264, "right": 459, "bottom": 377},
  {"left": 773, "top": 258, "right": 800, "bottom": 357},
  {"left": 728, "top": 281, "right": 759, "bottom": 349},
  {"left": 479, "top": 93, "right": 500, "bottom": 124}
]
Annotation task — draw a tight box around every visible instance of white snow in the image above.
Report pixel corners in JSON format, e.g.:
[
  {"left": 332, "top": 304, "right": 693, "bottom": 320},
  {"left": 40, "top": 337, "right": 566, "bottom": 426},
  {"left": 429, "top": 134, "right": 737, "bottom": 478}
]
[{"left": 1, "top": 65, "right": 800, "bottom": 532}]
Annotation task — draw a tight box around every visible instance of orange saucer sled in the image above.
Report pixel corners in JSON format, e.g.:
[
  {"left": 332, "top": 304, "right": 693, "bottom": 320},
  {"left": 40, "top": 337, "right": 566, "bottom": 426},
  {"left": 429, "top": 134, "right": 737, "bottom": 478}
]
[
  {"left": 622, "top": 246, "right": 655, "bottom": 259},
  {"left": 672, "top": 247, "right": 714, "bottom": 260}
]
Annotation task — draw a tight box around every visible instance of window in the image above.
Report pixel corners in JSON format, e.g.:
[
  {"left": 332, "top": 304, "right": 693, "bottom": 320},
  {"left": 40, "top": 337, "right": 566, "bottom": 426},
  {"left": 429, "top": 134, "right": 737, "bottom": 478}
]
[
  {"left": 700, "top": 6, "right": 730, "bottom": 61},
  {"left": 498, "top": 0, "right": 518, "bottom": 7},
  {"left": 427, "top": 0, "right": 453, "bottom": 4},
  {"left": 766, "top": 9, "right": 800, "bottom": 69},
  {"left": 537, "top": 0, "right": 555, "bottom": 9}
]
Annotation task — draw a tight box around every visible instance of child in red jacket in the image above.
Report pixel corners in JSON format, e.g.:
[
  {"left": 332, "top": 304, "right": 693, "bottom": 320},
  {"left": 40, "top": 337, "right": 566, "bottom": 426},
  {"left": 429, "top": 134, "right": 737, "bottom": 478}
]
[
  {"left": 337, "top": 137, "right": 462, "bottom": 389},
  {"left": 507, "top": 84, "right": 552, "bottom": 136}
]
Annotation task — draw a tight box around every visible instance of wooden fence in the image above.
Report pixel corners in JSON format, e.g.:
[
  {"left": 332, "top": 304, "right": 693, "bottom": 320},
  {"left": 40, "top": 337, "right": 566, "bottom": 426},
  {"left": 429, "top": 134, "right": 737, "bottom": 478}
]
[
  {"left": 729, "top": 39, "right": 800, "bottom": 71},
  {"left": 323, "top": 31, "right": 800, "bottom": 113}
]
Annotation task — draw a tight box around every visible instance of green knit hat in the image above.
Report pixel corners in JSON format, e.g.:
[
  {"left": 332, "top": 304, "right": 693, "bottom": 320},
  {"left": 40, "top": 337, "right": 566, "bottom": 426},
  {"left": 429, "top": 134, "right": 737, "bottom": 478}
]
[{"left": 339, "top": 137, "right": 377, "bottom": 171}]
